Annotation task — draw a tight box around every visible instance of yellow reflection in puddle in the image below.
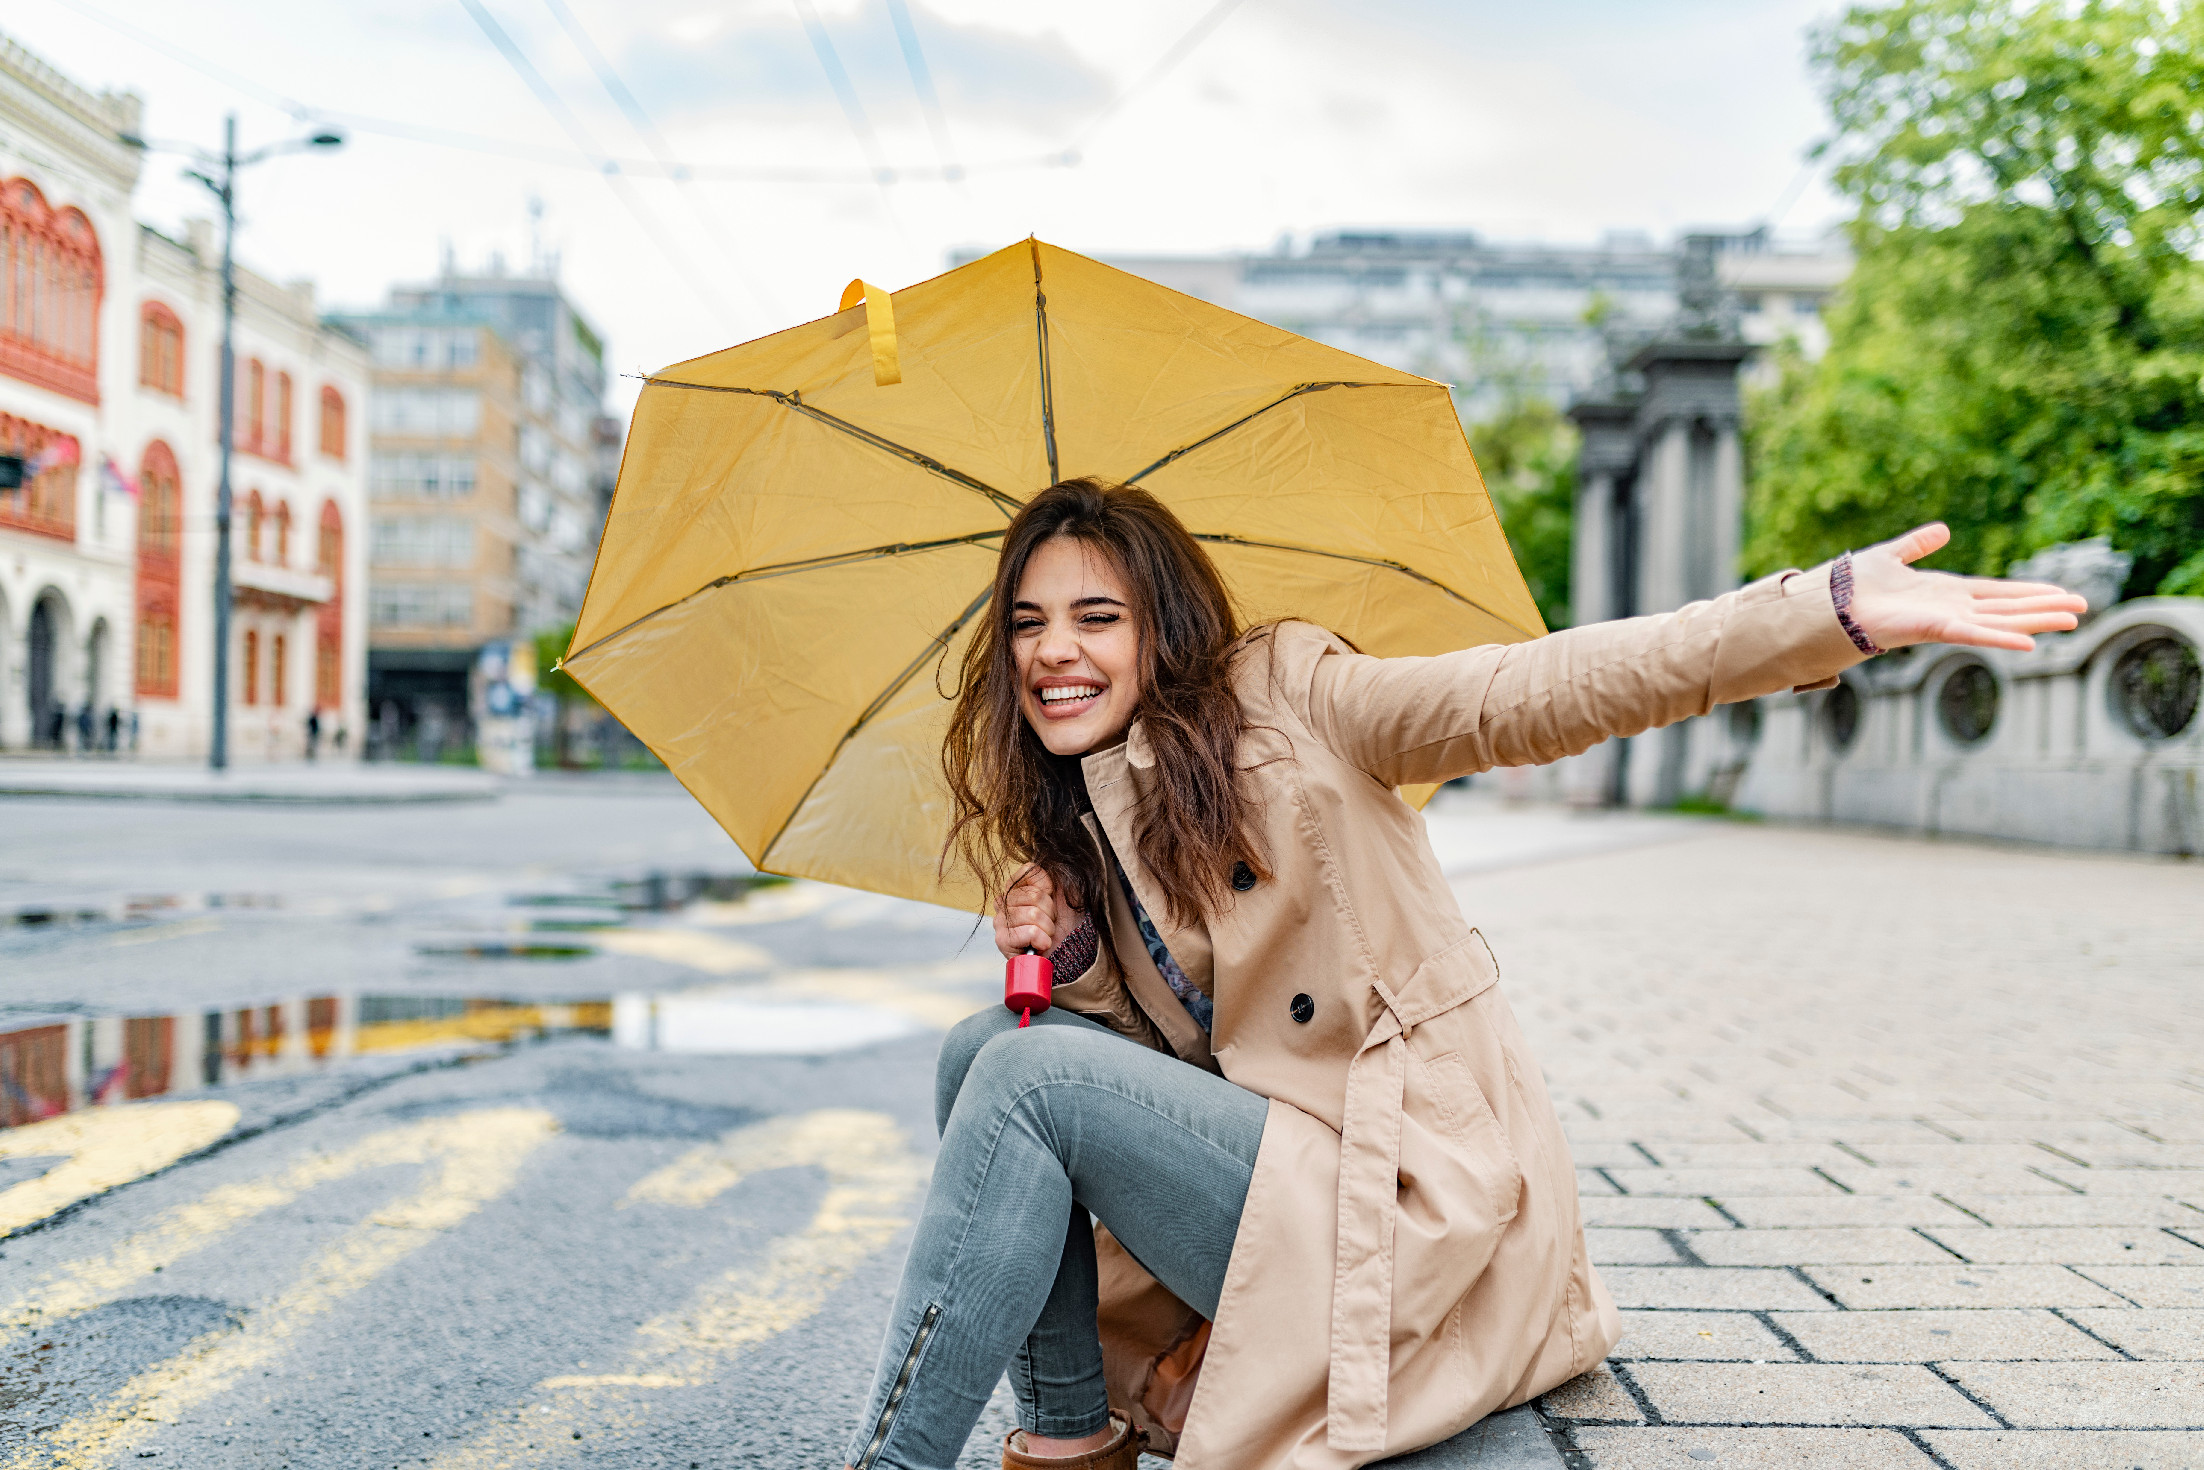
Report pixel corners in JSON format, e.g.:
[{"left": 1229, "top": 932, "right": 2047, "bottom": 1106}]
[{"left": 0, "top": 1101, "right": 239, "bottom": 1237}]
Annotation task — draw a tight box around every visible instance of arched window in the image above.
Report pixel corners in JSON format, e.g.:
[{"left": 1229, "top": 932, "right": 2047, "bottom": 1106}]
[
  {"left": 274, "top": 501, "right": 292, "bottom": 566},
  {"left": 139, "top": 302, "right": 184, "bottom": 396},
  {"left": 0, "top": 179, "right": 102, "bottom": 403},
  {"left": 316, "top": 500, "right": 345, "bottom": 709},
  {"left": 276, "top": 372, "right": 293, "bottom": 461},
  {"left": 242, "top": 628, "right": 260, "bottom": 706},
  {"left": 271, "top": 633, "right": 287, "bottom": 708},
  {"left": 134, "top": 441, "right": 182, "bottom": 699},
  {"left": 319, "top": 386, "right": 346, "bottom": 459},
  {"left": 244, "top": 490, "right": 264, "bottom": 562}
]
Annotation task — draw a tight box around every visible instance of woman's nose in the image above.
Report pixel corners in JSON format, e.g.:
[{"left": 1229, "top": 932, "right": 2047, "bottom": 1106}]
[{"left": 1035, "top": 621, "right": 1079, "bottom": 665}]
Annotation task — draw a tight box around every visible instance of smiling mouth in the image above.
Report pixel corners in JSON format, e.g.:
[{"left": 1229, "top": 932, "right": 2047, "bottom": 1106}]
[{"left": 1036, "top": 684, "right": 1105, "bottom": 718}]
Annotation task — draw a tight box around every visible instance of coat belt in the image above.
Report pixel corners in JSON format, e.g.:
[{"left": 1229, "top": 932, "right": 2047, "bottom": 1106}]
[{"left": 1326, "top": 979, "right": 1412, "bottom": 1453}]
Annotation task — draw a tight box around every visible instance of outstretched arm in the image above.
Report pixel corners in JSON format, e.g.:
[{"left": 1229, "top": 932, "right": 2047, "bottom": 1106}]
[{"left": 1302, "top": 522, "right": 2086, "bottom": 787}]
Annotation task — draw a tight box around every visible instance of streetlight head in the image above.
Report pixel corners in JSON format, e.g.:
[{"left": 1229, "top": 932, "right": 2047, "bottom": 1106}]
[
  {"left": 119, "top": 132, "right": 148, "bottom": 150},
  {"left": 310, "top": 132, "right": 345, "bottom": 149}
]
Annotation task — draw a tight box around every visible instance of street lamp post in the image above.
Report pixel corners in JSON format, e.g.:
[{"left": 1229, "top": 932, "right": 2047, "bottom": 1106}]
[{"left": 130, "top": 116, "right": 342, "bottom": 770}]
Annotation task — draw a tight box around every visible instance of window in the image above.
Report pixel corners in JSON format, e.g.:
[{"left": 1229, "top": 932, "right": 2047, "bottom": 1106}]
[
  {"left": 246, "top": 359, "right": 266, "bottom": 450},
  {"left": 274, "top": 502, "right": 292, "bottom": 566},
  {"left": 370, "top": 452, "right": 476, "bottom": 498},
  {"left": 242, "top": 629, "right": 260, "bottom": 705},
  {"left": 370, "top": 583, "right": 473, "bottom": 628},
  {"left": 0, "top": 178, "right": 102, "bottom": 403},
  {"left": 316, "top": 500, "right": 344, "bottom": 710},
  {"left": 0, "top": 412, "right": 78, "bottom": 541},
  {"left": 371, "top": 514, "right": 476, "bottom": 568},
  {"left": 369, "top": 325, "right": 479, "bottom": 369},
  {"left": 270, "top": 633, "right": 287, "bottom": 708},
  {"left": 135, "top": 441, "right": 182, "bottom": 699},
  {"left": 371, "top": 388, "right": 481, "bottom": 437},
  {"left": 134, "top": 614, "right": 175, "bottom": 697},
  {"left": 140, "top": 302, "right": 184, "bottom": 395},
  {"left": 276, "top": 373, "right": 293, "bottom": 460},
  {"left": 319, "top": 386, "right": 346, "bottom": 459},
  {"left": 244, "top": 491, "right": 264, "bottom": 562}
]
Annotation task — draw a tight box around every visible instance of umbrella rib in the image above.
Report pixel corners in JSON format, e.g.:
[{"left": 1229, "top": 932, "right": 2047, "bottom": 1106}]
[
  {"left": 1030, "top": 238, "right": 1060, "bottom": 483},
  {"left": 1122, "top": 381, "right": 1386, "bottom": 484},
  {"left": 1191, "top": 533, "right": 1540, "bottom": 639},
  {"left": 561, "top": 530, "right": 1006, "bottom": 668},
  {"left": 643, "top": 377, "right": 1023, "bottom": 517},
  {"left": 758, "top": 583, "right": 996, "bottom": 871}
]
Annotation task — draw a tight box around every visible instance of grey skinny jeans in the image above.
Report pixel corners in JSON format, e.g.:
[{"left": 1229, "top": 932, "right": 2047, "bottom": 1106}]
[{"left": 843, "top": 1005, "right": 1268, "bottom": 1470}]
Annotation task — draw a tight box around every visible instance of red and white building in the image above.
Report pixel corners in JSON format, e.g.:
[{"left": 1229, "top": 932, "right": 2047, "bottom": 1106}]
[{"left": 0, "top": 32, "right": 368, "bottom": 762}]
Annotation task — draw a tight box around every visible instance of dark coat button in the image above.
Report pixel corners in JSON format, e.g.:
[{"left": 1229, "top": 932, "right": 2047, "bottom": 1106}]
[
  {"left": 1231, "top": 862, "right": 1256, "bottom": 892},
  {"left": 1290, "top": 993, "right": 1314, "bottom": 1024}
]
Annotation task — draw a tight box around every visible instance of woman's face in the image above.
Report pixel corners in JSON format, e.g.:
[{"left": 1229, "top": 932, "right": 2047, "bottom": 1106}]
[{"left": 1011, "top": 535, "right": 1141, "bottom": 757}]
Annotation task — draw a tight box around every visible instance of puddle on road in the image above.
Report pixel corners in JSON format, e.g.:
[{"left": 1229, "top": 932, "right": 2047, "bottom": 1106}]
[
  {"left": 5, "top": 893, "right": 285, "bottom": 931},
  {"left": 0, "top": 995, "right": 612, "bottom": 1128},
  {"left": 610, "top": 992, "right": 922, "bottom": 1055}
]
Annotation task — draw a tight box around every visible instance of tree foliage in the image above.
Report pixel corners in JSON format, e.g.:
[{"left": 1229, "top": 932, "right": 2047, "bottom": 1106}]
[
  {"left": 1468, "top": 398, "right": 1578, "bottom": 630},
  {"left": 1747, "top": 0, "right": 2204, "bottom": 595}
]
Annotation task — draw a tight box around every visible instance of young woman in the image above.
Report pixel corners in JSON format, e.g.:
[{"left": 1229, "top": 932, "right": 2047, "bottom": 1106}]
[{"left": 843, "top": 479, "right": 2083, "bottom": 1470}]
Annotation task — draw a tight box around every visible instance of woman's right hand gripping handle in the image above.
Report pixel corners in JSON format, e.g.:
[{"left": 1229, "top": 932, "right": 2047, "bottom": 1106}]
[{"left": 993, "top": 864, "right": 1079, "bottom": 961}]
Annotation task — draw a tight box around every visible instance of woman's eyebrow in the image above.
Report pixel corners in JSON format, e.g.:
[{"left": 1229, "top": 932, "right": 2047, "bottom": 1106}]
[{"left": 1071, "top": 595, "right": 1127, "bottom": 609}]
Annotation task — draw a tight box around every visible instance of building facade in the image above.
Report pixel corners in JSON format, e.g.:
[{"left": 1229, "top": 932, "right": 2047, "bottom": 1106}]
[
  {"left": 334, "top": 268, "right": 612, "bottom": 756},
  {"left": 0, "top": 31, "right": 369, "bottom": 762},
  {"left": 1060, "top": 226, "right": 1848, "bottom": 413}
]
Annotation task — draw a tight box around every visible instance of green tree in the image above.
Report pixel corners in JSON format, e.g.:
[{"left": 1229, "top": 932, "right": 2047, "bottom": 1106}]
[
  {"left": 534, "top": 623, "right": 597, "bottom": 768},
  {"left": 1468, "top": 398, "right": 1578, "bottom": 630},
  {"left": 1747, "top": 0, "right": 2204, "bottom": 595}
]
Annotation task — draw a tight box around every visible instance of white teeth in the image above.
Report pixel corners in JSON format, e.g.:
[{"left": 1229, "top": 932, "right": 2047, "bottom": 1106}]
[{"left": 1040, "top": 686, "right": 1101, "bottom": 704}]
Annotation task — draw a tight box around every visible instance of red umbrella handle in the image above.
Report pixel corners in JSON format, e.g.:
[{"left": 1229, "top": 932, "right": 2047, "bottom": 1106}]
[{"left": 1005, "top": 950, "right": 1053, "bottom": 1028}]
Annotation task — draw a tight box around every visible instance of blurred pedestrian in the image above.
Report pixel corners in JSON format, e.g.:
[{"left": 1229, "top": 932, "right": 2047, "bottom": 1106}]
[
  {"left": 842, "top": 484, "right": 2085, "bottom": 1470},
  {"left": 74, "top": 703, "right": 92, "bottom": 755},
  {"left": 304, "top": 709, "right": 320, "bottom": 762},
  {"left": 104, "top": 707, "right": 119, "bottom": 752}
]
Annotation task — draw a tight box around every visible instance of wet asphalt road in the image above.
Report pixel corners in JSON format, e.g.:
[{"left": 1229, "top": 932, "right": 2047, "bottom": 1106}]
[{"left": 0, "top": 775, "right": 1026, "bottom": 1469}]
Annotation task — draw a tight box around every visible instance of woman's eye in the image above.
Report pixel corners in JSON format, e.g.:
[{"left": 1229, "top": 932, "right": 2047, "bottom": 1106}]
[
  {"left": 1080, "top": 613, "right": 1120, "bottom": 627},
  {"left": 1011, "top": 618, "right": 1042, "bottom": 634}
]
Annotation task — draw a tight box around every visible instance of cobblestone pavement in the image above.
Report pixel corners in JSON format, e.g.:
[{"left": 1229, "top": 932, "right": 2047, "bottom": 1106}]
[{"left": 1464, "top": 820, "right": 2204, "bottom": 1469}]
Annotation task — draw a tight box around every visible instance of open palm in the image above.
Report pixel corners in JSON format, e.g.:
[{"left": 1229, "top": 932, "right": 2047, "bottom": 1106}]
[{"left": 1847, "top": 524, "right": 2089, "bottom": 653}]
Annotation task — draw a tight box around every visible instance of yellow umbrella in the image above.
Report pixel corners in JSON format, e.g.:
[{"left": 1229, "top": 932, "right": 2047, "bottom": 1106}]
[{"left": 563, "top": 239, "right": 1544, "bottom": 912}]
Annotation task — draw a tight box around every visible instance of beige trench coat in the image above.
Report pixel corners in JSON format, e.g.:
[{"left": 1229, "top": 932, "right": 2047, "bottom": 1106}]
[{"left": 1046, "top": 563, "right": 1865, "bottom": 1469}]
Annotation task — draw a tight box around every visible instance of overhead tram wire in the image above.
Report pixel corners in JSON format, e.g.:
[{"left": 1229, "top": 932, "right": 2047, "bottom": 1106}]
[
  {"left": 50, "top": 0, "right": 1067, "bottom": 186},
  {"left": 456, "top": 0, "right": 743, "bottom": 336},
  {"left": 1069, "top": 0, "right": 1253, "bottom": 154},
  {"left": 536, "top": 0, "right": 787, "bottom": 321},
  {"left": 883, "top": 0, "right": 965, "bottom": 186},
  {"left": 790, "top": 0, "right": 912, "bottom": 242}
]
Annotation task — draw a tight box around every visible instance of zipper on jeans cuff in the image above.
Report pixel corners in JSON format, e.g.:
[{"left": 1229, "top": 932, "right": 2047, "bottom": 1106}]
[{"left": 855, "top": 1301, "right": 941, "bottom": 1470}]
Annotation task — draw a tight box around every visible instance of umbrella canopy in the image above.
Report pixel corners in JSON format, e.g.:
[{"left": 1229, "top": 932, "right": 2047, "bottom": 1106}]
[{"left": 563, "top": 239, "right": 1544, "bottom": 911}]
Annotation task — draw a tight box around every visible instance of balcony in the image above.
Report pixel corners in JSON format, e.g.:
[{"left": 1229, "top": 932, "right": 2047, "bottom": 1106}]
[{"left": 232, "top": 560, "right": 334, "bottom": 615}]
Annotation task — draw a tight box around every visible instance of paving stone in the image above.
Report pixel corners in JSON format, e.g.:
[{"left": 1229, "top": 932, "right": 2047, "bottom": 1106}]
[
  {"left": 1579, "top": 1168, "right": 1622, "bottom": 1196},
  {"left": 1799, "top": 1264, "right": 2131, "bottom": 1310},
  {"left": 1627, "top": 1143, "right": 1863, "bottom": 1170},
  {"left": 2071, "top": 1266, "right": 2204, "bottom": 1308},
  {"left": 1581, "top": 1197, "right": 1736, "bottom": 1230},
  {"left": 1744, "top": 1120, "right": 1969, "bottom": 1144},
  {"left": 1921, "top": 1428, "right": 2204, "bottom": 1469},
  {"left": 1598, "top": 1268, "right": 1836, "bottom": 1312},
  {"left": 1683, "top": 1228, "right": 1953, "bottom": 1267},
  {"left": 1717, "top": 1196, "right": 1982, "bottom": 1229},
  {"left": 1572, "top": 1427, "right": 1933, "bottom": 1467},
  {"left": 1625, "top": 1362, "right": 1996, "bottom": 1427},
  {"left": 2064, "top": 1310, "right": 2204, "bottom": 1360},
  {"left": 1844, "top": 1143, "right": 2074, "bottom": 1169},
  {"left": 1768, "top": 1308, "right": 2119, "bottom": 1363},
  {"left": 1927, "top": 1121, "right": 2161, "bottom": 1145},
  {"left": 1539, "top": 1364, "right": 1644, "bottom": 1423},
  {"left": 1818, "top": 1164, "right": 2074, "bottom": 1196},
  {"left": 1588, "top": 1229, "right": 1687, "bottom": 1265},
  {"left": 1941, "top": 1196, "right": 2204, "bottom": 1227},
  {"left": 1603, "top": 1168, "right": 1843, "bottom": 1198},
  {"left": 2038, "top": 1169, "right": 2204, "bottom": 1195},
  {"left": 1610, "top": 1311, "right": 1795, "bottom": 1362},
  {"left": 1377, "top": 1405, "right": 1566, "bottom": 1468},
  {"left": 2051, "top": 1143, "right": 2204, "bottom": 1169},
  {"left": 1921, "top": 1227, "right": 2204, "bottom": 1266},
  {"left": 1570, "top": 1141, "right": 1667, "bottom": 1170},
  {"left": 1943, "top": 1362, "right": 2204, "bottom": 1428}
]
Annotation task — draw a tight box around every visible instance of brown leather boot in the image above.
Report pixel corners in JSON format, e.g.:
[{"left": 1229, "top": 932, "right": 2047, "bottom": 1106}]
[{"left": 1001, "top": 1414, "right": 1145, "bottom": 1470}]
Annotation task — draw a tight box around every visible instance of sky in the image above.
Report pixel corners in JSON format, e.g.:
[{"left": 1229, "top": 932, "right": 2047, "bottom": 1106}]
[{"left": 10, "top": 0, "right": 1853, "bottom": 415}]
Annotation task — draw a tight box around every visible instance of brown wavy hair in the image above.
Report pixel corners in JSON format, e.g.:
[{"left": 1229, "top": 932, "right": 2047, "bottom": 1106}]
[{"left": 941, "top": 478, "right": 1266, "bottom": 927}]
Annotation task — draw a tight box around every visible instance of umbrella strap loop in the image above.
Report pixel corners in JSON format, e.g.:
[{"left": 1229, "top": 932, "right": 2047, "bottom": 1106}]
[{"left": 839, "top": 279, "right": 903, "bottom": 387}]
